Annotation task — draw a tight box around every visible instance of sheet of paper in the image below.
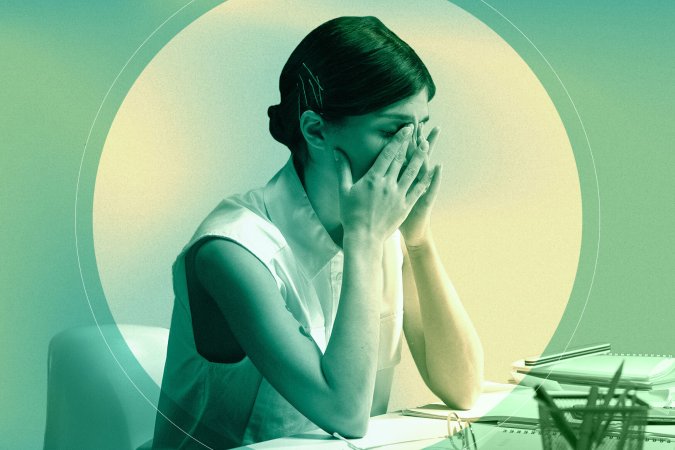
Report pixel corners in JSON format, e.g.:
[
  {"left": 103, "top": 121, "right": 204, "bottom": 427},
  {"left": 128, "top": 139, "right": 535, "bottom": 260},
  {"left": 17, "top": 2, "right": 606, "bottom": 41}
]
[{"left": 403, "top": 387, "right": 540, "bottom": 422}]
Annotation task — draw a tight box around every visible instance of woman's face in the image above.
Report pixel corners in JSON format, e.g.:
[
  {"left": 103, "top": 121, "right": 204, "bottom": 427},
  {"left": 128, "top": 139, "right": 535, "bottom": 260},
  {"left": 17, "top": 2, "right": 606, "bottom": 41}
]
[{"left": 325, "top": 88, "right": 431, "bottom": 181}]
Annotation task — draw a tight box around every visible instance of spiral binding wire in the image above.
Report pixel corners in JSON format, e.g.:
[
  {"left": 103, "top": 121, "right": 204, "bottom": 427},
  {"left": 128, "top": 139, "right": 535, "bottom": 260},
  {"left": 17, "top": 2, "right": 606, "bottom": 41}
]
[
  {"left": 497, "top": 428, "right": 673, "bottom": 444},
  {"left": 610, "top": 352, "right": 674, "bottom": 358}
]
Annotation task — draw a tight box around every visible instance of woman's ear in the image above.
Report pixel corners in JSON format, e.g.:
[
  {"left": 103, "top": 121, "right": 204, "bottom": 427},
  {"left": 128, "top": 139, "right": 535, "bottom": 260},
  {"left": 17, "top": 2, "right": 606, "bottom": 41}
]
[{"left": 299, "top": 110, "right": 329, "bottom": 151}]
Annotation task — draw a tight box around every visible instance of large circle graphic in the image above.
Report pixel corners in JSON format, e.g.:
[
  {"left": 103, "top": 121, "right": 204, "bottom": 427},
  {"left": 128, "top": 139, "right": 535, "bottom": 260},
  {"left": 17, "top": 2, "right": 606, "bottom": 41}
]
[{"left": 93, "top": 0, "right": 582, "bottom": 410}]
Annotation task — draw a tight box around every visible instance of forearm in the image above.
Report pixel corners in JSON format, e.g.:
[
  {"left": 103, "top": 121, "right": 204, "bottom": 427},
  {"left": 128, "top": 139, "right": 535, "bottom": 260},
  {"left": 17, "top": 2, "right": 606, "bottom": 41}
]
[
  {"left": 321, "top": 232, "right": 383, "bottom": 433},
  {"left": 406, "top": 233, "right": 484, "bottom": 408}
]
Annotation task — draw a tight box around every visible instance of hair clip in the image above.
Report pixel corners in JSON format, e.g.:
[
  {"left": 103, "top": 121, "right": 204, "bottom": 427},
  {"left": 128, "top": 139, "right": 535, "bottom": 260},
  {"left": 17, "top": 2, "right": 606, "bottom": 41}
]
[{"left": 298, "top": 63, "right": 324, "bottom": 110}]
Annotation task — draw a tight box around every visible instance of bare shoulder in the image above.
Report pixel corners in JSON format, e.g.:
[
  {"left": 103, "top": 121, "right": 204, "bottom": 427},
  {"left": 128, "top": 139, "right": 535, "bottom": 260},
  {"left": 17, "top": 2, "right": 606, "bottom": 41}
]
[
  {"left": 195, "top": 238, "right": 265, "bottom": 273},
  {"left": 193, "top": 238, "right": 279, "bottom": 307},
  {"left": 190, "top": 237, "right": 329, "bottom": 410}
]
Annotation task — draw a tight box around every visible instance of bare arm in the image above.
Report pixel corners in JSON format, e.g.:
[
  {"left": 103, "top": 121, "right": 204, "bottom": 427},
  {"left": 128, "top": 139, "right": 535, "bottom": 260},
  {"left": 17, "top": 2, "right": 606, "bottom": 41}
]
[
  {"left": 195, "top": 233, "right": 382, "bottom": 438},
  {"left": 401, "top": 234, "right": 484, "bottom": 409},
  {"left": 195, "top": 124, "right": 431, "bottom": 437},
  {"left": 399, "top": 126, "right": 484, "bottom": 409}
]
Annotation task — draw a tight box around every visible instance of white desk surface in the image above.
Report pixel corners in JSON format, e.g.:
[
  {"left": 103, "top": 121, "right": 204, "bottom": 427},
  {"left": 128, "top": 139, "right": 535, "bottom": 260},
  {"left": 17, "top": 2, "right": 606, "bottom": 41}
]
[
  {"left": 235, "top": 386, "right": 675, "bottom": 449},
  {"left": 238, "top": 414, "right": 448, "bottom": 449},
  {"left": 235, "top": 387, "right": 533, "bottom": 449}
]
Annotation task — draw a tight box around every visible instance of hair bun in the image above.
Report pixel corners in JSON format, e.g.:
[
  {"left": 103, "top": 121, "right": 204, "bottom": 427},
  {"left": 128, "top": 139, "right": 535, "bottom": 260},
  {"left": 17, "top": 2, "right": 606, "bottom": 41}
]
[{"left": 268, "top": 104, "right": 292, "bottom": 147}]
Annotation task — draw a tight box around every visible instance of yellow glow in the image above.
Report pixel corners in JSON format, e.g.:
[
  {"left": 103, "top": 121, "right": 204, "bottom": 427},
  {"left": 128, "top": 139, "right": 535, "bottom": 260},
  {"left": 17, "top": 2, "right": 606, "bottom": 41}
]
[{"left": 94, "top": 0, "right": 581, "bottom": 409}]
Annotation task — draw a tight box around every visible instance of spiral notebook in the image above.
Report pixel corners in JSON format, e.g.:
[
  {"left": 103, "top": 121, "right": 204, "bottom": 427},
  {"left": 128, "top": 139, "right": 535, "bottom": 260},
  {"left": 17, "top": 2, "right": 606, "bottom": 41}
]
[
  {"left": 423, "top": 423, "right": 674, "bottom": 449},
  {"left": 403, "top": 388, "right": 675, "bottom": 448}
]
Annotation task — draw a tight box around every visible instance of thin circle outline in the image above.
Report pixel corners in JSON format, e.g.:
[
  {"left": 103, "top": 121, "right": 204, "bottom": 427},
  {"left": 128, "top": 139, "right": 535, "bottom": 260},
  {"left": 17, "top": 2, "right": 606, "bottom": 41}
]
[
  {"left": 73, "top": 2, "right": 600, "bottom": 448},
  {"left": 74, "top": 0, "right": 215, "bottom": 447}
]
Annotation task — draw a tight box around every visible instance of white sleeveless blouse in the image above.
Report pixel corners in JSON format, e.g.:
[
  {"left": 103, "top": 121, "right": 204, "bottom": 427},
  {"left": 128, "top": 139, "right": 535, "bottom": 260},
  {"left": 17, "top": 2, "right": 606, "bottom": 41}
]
[{"left": 153, "top": 158, "right": 404, "bottom": 449}]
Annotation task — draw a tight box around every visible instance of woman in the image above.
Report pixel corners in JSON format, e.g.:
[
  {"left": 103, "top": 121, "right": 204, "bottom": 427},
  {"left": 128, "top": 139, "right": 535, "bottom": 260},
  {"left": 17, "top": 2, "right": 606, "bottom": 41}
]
[{"left": 153, "top": 16, "right": 483, "bottom": 449}]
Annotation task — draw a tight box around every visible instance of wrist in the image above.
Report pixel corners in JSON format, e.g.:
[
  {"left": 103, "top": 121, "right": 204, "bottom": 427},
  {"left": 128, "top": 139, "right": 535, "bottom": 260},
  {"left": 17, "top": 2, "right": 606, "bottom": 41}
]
[
  {"left": 343, "top": 228, "right": 385, "bottom": 254},
  {"left": 404, "top": 231, "right": 434, "bottom": 256}
]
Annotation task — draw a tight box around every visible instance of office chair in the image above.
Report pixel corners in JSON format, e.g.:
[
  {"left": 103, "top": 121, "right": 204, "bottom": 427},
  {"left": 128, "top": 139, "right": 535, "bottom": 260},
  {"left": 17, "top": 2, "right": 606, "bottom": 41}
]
[{"left": 43, "top": 324, "right": 168, "bottom": 450}]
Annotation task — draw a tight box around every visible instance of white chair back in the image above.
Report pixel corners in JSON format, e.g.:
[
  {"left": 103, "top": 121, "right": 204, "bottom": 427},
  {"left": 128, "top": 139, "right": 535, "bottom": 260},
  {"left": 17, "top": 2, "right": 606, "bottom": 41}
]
[{"left": 43, "top": 324, "right": 168, "bottom": 450}]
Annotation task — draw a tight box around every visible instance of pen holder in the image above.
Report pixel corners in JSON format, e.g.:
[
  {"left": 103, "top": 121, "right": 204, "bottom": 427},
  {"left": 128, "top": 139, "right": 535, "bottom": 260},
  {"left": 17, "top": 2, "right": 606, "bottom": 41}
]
[{"left": 538, "top": 394, "right": 649, "bottom": 450}]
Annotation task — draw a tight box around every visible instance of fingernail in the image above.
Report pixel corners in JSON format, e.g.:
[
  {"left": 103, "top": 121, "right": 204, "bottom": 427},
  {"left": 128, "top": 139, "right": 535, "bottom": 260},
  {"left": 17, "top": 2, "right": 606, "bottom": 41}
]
[
  {"left": 401, "top": 124, "right": 413, "bottom": 136},
  {"left": 333, "top": 150, "right": 339, "bottom": 161}
]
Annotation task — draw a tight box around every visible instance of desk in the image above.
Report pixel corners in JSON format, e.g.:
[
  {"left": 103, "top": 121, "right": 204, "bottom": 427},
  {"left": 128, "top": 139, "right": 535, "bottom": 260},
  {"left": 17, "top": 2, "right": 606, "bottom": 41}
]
[
  {"left": 238, "top": 414, "right": 448, "bottom": 449},
  {"left": 236, "top": 414, "right": 579, "bottom": 449},
  {"left": 236, "top": 388, "right": 675, "bottom": 449},
  {"left": 236, "top": 389, "right": 539, "bottom": 449}
]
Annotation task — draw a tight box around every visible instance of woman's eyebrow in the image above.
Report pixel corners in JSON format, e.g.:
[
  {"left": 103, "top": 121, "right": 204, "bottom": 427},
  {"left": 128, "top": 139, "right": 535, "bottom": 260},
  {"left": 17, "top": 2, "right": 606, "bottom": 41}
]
[{"left": 376, "top": 113, "right": 430, "bottom": 122}]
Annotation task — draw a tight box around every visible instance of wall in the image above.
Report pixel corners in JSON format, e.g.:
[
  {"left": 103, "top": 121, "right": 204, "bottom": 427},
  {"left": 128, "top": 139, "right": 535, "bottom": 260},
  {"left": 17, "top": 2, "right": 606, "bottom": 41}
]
[{"left": 1, "top": 1, "right": 673, "bottom": 448}]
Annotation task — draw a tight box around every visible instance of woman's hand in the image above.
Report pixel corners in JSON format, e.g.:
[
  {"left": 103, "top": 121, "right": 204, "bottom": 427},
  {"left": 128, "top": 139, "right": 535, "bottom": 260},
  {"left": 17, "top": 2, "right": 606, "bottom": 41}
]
[
  {"left": 334, "top": 124, "right": 433, "bottom": 245},
  {"left": 399, "top": 126, "right": 443, "bottom": 248}
]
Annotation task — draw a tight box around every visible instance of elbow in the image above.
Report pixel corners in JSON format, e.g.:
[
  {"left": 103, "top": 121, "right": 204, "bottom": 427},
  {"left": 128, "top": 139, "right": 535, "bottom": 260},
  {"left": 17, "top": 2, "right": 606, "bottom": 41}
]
[
  {"left": 437, "top": 385, "right": 480, "bottom": 411},
  {"left": 431, "top": 370, "right": 483, "bottom": 411},
  {"left": 455, "top": 371, "right": 483, "bottom": 410},
  {"left": 441, "top": 353, "right": 484, "bottom": 410},
  {"left": 330, "top": 421, "right": 369, "bottom": 440},
  {"left": 462, "top": 371, "right": 483, "bottom": 409},
  {"left": 322, "top": 398, "right": 371, "bottom": 439},
  {"left": 448, "top": 382, "right": 481, "bottom": 410}
]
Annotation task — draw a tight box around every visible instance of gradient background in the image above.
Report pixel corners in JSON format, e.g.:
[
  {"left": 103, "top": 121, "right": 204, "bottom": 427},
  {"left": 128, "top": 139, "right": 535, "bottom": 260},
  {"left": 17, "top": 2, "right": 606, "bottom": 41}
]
[
  {"left": 1, "top": 1, "right": 673, "bottom": 448},
  {"left": 93, "top": 0, "right": 583, "bottom": 416}
]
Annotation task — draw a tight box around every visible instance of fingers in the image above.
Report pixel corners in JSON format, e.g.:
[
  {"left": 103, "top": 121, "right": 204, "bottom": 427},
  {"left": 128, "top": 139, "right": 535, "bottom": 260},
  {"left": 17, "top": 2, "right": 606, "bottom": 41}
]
[
  {"left": 415, "top": 133, "right": 431, "bottom": 181},
  {"left": 415, "top": 124, "right": 423, "bottom": 149},
  {"left": 369, "top": 124, "right": 414, "bottom": 177},
  {"left": 334, "top": 149, "right": 353, "bottom": 194},
  {"left": 420, "top": 163, "right": 443, "bottom": 205},
  {"left": 385, "top": 138, "right": 408, "bottom": 178},
  {"left": 426, "top": 126, "right": 441, "bottom": 157},
  {"left": 412, "top": 126, "right": 439, "bottom": 184},
  {"left": 407, "top": 164, "right": 441, "bottom": 206},
  {"left": 398, "top": 142, "right": 427, "bottom": 191}
]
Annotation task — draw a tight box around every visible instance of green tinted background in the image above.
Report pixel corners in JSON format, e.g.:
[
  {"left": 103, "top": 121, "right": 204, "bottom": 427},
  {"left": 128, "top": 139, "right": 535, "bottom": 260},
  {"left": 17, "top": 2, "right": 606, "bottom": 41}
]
[{"left": 1, "top": 1, "right": 673, "bottom": 448}]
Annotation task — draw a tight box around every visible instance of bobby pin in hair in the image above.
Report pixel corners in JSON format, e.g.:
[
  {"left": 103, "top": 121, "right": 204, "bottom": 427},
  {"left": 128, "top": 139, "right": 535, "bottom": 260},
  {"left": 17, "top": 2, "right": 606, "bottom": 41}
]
[{"left": 298, "top": 63, "right": 324, "bottom": 109}]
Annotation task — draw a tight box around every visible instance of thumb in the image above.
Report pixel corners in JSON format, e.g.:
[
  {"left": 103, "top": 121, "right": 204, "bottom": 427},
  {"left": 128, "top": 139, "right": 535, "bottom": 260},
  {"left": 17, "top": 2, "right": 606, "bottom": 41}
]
[{"left": 334, "top": 149, "right": 353, "bottom": 194}]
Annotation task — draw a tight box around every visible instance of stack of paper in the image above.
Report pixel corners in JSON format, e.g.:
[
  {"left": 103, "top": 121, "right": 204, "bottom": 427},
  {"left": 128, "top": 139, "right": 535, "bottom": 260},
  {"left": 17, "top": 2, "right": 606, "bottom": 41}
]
[
  {"left": 526, "top": 355, "right": 675, "bottom": 389},
  {"left": 513, "top": 351, "right": 675, "bottom": 390},
  {"left": 402, "top": 387, "right": 540, "bottom": 426}
]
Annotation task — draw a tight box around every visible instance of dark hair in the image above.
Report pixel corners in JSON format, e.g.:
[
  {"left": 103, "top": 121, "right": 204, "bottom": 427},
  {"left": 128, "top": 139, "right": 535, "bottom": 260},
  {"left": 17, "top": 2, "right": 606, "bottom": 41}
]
[{"left": 268, "top": 16, "right": 436, "bottom": 165}]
